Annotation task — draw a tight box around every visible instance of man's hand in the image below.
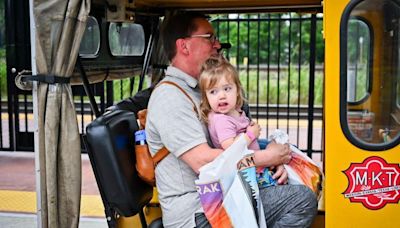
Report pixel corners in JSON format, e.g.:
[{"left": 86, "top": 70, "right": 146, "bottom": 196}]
[{"left": 254, "top": 141, "right": 291, "bottom": 167}]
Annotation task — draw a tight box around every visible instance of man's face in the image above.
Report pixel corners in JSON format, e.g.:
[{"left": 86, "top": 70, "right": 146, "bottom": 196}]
[{"left": 185, "top": 18, "right": 221, "bottom": 77}]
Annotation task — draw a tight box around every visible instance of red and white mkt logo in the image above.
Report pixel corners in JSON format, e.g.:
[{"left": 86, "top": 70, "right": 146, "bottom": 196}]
[{"left": 343, "top": 156, "right": 400, "bottom": 210}]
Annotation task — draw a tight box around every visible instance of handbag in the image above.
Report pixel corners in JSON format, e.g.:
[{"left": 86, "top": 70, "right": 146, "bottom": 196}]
[
  {"left": 195, "top": 135, "right": 267, "bottom": 228},
  {"left": 284, "top": 145, "right": 324, "bottom": 199},
  {"left": 134, "top": 81, "right": 198, "bottom": 186}
]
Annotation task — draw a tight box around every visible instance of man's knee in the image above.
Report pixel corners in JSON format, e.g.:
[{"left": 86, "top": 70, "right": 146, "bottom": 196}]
[
  {"left": 288, "top": 185, "right": 318, "bottom": 227},
  {"left": 293, "top": 185, "right": 318, "bottom": 209}
]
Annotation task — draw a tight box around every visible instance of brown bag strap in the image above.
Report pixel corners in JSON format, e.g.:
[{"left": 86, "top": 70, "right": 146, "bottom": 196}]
[
  {"left": 151, "top": 80, "right": 199, "bottom": 164},
  {"left": 137, "top": 109, "right": 147, "bottom": 129},
  {"left": 153, "top": 146, "right": 169, "bottom": 167}
]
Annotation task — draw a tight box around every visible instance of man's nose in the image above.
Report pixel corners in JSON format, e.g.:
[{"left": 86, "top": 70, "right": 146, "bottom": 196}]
[{"left": 213, "top": 39, "right": 221, "bottom": 49}]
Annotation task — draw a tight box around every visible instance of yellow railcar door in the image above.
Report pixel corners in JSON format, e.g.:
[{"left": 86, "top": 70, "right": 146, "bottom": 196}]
[{"left": 325, "top": 0, "right": 400, "bottom": 227}]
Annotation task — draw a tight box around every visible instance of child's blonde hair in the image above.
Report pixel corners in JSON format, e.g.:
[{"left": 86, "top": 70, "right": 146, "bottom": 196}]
[{"left": 199, "top": 55, "right": 245, "bottom": 123}]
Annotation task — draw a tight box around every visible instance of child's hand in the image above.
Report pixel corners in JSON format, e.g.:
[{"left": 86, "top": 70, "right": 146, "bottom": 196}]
[
  {"left": 272, "top": 165, "right": 288, "bottom": 185},
  {"left": 246, "top": 121, "right": 261, "bottom": 139}
]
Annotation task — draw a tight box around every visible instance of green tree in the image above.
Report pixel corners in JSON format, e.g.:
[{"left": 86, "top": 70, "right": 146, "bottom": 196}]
[
  {"left": 0, "top": 0, "right": 5, "bottom": 48},
  {"left": 211, "top": 13, "right": 324, "bottom": 66}
]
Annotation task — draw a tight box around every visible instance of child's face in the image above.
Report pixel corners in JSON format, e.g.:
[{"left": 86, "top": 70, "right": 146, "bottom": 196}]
[{"left": 205, "top": 75, "right": 238, "bottom": 116}]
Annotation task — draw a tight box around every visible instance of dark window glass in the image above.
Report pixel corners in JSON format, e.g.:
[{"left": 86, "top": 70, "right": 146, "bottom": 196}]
[
  {"left": 79, "top": 16, "right": 100, "bottom": 57},
  {"left": 108, "top": 23, "right": 144, "bottom": 56}
]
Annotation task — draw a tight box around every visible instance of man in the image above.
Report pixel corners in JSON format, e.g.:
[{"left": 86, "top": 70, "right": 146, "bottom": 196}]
[{"left": 146, "top": 12, "right": 317, "bottom": 228}]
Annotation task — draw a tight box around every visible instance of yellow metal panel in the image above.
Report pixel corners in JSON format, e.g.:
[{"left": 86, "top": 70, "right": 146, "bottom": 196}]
[
  {"left": 117, "top": 206, "right": 162, "bottom": 228},
  {"left": 324, "top": 0, "right": 400, "bottom": 227},
  {"left": 324, "top": 1, "right": 347, "bottom": 227},
  {"left": 118, "top": 188, "right": 162, "bottom": 227}
]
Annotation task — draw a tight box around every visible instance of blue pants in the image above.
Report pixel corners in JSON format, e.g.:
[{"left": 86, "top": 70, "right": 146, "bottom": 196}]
[{"left": 258, "top": 138, "right": 270, "bottom": 149}]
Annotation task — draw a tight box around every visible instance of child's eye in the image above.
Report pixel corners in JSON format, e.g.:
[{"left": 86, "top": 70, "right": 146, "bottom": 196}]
[
  {"left": 224, "top": 86, "right": 232, "bottom": 92},
  {"left": 209, "top": 89, "right": 217, "bottom": 95}
]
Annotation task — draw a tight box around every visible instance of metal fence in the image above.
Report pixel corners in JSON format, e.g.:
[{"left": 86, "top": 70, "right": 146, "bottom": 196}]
[
  {"left": 0, "top": 13, "right": 324, "bottom": 162},
  {"left": 213, "top": 13, "right": 324, "bottom": 161}
]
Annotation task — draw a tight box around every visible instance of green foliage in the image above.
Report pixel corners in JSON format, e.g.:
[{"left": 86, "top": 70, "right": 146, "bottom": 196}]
[
  {"left": 112, "top": 76, "right": 148, "bottom": 101},
  {"left": 238, "top": 66, "right": 323, "bottom": 105},
  {"left": 0, "top": 3, "right": 4, "bottom": 49},
  {"left": 209, "top": 13, "right": 325, "bottom": 106},
  {"left": 72, "top": 76, "right": 149, "bottom": 105},
  {"left": 0, "top": 48, "right": 6, "bottom": 96},
  {"left": 347, "top": 19, "right": 371, "bottom": 102},
  {"left": 0, "top": 12, "right": 327, "bottom": 108},
  {"left": 108, "top": 68, "right": 324, "bottom": 107},
  {"left": 211, "top": 13, "right": 324, "bottom": 66}
]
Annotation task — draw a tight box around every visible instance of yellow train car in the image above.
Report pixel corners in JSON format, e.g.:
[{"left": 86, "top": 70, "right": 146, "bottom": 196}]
[{"left": 325, "top": 0, "right": 400, "bottom": 227}]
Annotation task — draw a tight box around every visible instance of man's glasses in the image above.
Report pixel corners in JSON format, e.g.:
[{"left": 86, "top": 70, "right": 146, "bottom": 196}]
[{"left": 188, "top": 34, "right": 218, "bottom": 44}]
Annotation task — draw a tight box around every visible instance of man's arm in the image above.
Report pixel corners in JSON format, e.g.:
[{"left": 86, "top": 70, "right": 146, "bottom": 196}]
[
  {"left": 180, "top": 143, "right": 223, "bottom": 173},
  {"left": 253, "top": 142, "right": 291, "bottom": 167},
  {"left": 181, "top": 139, "right": 290, "bottom": 174}
]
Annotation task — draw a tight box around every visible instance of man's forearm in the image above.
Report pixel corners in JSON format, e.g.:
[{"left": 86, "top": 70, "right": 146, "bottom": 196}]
[
  {"left": 253, "top": 149, "right": 277, "bottom": 167},
  {"left": 253, "top": 142, "right": 291, "bottom": 167},
  {"left": 180, "top": 143, "right": 224, "bottom": 173}
]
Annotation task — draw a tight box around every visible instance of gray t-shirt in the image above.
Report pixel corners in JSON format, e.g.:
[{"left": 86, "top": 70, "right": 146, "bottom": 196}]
[{"left": 146, "top": 66, "right": 210, "bottom": 227}]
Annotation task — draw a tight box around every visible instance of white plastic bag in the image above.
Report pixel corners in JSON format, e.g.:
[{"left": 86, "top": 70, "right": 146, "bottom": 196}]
[
  {"left": 269, "top": 129, "right": 324, "bottom": 199},
  {"left": 195, "top": 135, "right": 267, "bottom": 228}
]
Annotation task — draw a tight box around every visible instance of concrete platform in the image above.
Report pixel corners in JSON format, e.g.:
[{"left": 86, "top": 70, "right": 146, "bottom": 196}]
[
  {"left": 0, "top": 151, "right": 108, "bottom": 227},
  {"left": 0, "top": 212, "right": 108, "bottom": 228}
]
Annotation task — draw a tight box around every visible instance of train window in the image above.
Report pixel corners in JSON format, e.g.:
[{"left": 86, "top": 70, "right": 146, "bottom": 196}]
[
  {"left": 108, "top": 22, "right": 145, "bottom": 56},
  {"left": 398, "top": 69, "right": 400, "bottom": 109},
  {"left": 347, "top": 18, "right": 371, "bottom": 103},
  {"left": 79, "top": 16, "right": 100, "bottom": 57},
  {"left": 395, "top": 4, "right": 400, "bottom": 134},
  {"left": 340, "top": 0, "right": 400, "bottom": 150}
]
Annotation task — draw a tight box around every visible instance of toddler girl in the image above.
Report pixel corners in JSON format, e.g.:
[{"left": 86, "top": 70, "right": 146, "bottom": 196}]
[{"left": 199, "top": 56, "right": 276, "bottom": 187}]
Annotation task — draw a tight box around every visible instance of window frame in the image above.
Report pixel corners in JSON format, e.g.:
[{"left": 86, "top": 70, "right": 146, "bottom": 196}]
[{"left": 340, "top": 0, "right": 400, "bottom": 151}]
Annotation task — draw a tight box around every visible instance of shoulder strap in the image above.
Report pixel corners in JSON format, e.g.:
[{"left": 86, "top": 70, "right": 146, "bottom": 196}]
[
  {"left": 151, "top": 80, "right": 199, "bottom": 165},
  {"left": 153, "top": 146, "right": 169, "bottom": 166}
]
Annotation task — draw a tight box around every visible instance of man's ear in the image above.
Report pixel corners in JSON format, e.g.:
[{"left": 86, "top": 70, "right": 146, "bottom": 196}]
[{"left": 176, "top": 38, "right": 189, "bottom": 55}]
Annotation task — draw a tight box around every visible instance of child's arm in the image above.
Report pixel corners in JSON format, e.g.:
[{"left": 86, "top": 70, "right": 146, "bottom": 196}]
[
  {"left": 220, "top": 122, "right": 261, "bottom": 149},
  {"left": 245, "top": 121, "right": 261, "bottom": 144},
  {"left": 220, "top": 137, "right": 236, "bottom": 150}
]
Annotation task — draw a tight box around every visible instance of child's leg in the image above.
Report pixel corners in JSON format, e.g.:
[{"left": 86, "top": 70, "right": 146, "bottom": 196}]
[
  {"left": 256, "top": 139, "right": 276, "bottom": 187},
  {"left": 258, "top": 138, "right": 269, "bottom": 149}
]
